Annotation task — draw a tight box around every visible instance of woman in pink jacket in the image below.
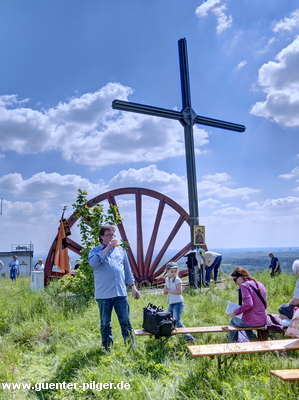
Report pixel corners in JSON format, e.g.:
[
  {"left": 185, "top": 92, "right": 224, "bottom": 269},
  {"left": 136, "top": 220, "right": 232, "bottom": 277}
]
[{"left": 227, "top": 267, "right": 267, "bottom": 342}]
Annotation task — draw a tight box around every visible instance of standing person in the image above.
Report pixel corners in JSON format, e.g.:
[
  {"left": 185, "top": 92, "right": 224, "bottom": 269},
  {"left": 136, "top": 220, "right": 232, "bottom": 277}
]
[
  {"left": 203, "top": 250, "right": 222, "bottom": 286},
  {"left": 268, "top": 252, "right": 281, "bottom": 277},
  {"left": 88, "top": 225, "right": 140, "bottom": 351},
  {"left": 227, "top": 267, "right": 267, "bottom": 342},
  {"left": 163, "top": 262, "right": 195, "bottom": 344},
  {"left": 8, "top": 255, "right": 19, "bottom": 281},
  {"left": 34, "top": 258, "right": 45, "bottom": 270}
]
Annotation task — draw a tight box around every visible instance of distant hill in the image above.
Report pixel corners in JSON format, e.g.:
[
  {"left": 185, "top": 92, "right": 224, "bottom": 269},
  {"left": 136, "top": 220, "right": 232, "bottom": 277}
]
[{"left": 219, "top": 247, "right": 299, "bottom": 275}]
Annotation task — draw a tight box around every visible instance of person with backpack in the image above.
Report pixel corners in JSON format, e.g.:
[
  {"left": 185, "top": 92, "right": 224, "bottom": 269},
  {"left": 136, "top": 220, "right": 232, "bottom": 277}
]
[
  {"left": 226, "top": 267, "right": 268, "bottom": 342},
  {"left": 163, "top": 262, "right": 195, "bottom": 344}
]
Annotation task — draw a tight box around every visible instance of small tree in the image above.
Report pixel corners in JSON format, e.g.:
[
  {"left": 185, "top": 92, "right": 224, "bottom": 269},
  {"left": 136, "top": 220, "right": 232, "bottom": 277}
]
[{"left": 58, "top": 189, "right": 125, "bottom": 300}]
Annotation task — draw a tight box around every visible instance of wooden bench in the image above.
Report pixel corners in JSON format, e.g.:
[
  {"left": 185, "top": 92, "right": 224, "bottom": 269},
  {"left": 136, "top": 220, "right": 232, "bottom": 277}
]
[
  {"left": 134, "top": 325, "right": 266, "bottom": 337},
  {"left": 270, "top": 369, "right": 299, "bottom": 381},
  {"left": 187, "top": 338, "right": 299, "bottom": 357}
]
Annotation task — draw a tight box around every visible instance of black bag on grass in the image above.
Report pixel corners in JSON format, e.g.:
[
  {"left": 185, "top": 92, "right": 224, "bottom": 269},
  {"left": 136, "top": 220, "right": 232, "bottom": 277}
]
[
  {"left": 278, "top": 303, "right": 295, "bottom": 320},
  {"left": 142, "top": 303, "right": 176, "bottom": 339}
]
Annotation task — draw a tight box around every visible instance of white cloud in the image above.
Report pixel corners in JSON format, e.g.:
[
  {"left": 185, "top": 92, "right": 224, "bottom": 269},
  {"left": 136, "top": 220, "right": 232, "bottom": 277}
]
[
  {"left": 273, "top": 9, "right": 299, "bottom": 32},
  {"left": 234, "top": 60, "right": 247, "bottom": 71},
  {"left": 250, "top": 36, "right": 299, "bottom": 127},
  {"left": 0, "top": 198, "right": 60, "bottom": 253},
  {"left": 258, "top": 38, "right": 277, "bottom": 54},
  {"left": 0, "top": 83, "right": 210, "bottom": 168},
  {"left": 0, "top": 172, "right": 108, "bottom": 252},
  {"left": 65, "top": 114, "right": 208, "bottom": 167},
  {"left": 212, "top": 206, "right": 245, "bottom": 216},
  {"left": 195, "top": 0, "right": 232, "bottom": 34},
  {"left": 0, "top": 94, "right": 29, "bottom": 107},
  {"left": 1, "top": 198, "right": 50, "bottom": 220},
  {"left": 109, "top": 164, "right": 188, "bottom": 204},
  {"left": 199, "top": 173, "right": 259, "bottom": 199},
  {"left": 202, "top": 172, "right": 232, "bottom": 184},
  {"left": 198, "top": 198, "right": 224, "bottom": 208},
  {"left": 0, "top": 172, "right": 107, "bottom": 201},
  {"left": 279, "top": 167, "right": 299, "bottom": 180},
  {"left": 247, "top": 196, "right": 299, "bottom": 211}
]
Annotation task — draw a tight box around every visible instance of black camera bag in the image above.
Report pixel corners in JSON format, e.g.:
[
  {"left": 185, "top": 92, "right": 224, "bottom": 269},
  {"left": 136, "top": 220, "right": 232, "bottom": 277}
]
[{"left": 142, "top": 303, "right": 176, "bottom": 339}]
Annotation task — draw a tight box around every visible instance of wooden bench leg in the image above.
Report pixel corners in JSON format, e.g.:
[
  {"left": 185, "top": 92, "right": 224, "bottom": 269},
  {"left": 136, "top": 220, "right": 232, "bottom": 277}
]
[
  {"left": 216, "top": 354, "right": 237, "bottom": 371},
  {"left": 257, "top": 330, "right": 269, "bottom": 341}
]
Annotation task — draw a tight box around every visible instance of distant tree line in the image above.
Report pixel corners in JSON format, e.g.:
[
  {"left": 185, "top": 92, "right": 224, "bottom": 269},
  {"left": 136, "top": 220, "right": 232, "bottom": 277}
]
[{"left": 221, "top": 253, "right": 297, "bottom": 275}]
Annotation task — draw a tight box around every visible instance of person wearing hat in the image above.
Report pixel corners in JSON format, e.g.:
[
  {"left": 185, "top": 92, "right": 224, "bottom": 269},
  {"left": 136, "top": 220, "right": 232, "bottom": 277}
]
[
  {"left": 163, "top": 262, "right": 195, "bottom": 344},
  {"left": 227, "top": 267, "right": 267, "bottom": 342}
]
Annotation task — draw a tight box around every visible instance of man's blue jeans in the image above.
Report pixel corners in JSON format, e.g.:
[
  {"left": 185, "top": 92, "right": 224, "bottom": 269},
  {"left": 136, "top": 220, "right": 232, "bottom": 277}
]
[
  {"left": 168, "top": 302, "right": 194, "bottom": 342},
  {"left": 96, "top": 296, "right": 133, "bottom": 350},
  {"left": 205, "top": 255, "right": 222, "bottom": 284},
  {"left": 10, "top": 268, "right": 17, "bottom": 281}
]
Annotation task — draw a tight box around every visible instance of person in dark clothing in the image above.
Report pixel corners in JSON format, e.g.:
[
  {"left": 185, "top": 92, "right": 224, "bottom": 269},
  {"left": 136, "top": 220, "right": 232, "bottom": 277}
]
[{"left": 268, "top": 253, "right": 281, "bottom": 277}]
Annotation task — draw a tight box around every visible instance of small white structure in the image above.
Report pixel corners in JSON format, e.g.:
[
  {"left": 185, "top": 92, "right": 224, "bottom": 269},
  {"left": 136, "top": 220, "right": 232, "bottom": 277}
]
[
  {"left": 0, "top": 243, "right": 34, "bottom": 278},
  {"left": 31, "top": 271, "right": 44, "bottom": 291}
]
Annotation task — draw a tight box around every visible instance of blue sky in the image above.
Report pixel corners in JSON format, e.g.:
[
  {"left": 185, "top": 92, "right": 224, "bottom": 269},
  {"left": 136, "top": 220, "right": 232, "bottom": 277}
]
[{"left": 0, "top": 0, "right": 299, "bottom": 256}]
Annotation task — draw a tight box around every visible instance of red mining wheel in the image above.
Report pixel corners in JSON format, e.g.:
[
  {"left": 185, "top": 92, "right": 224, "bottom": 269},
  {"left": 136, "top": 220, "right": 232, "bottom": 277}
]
[{"left": 45, "top": 187, "right": 206, "bottom": 285}]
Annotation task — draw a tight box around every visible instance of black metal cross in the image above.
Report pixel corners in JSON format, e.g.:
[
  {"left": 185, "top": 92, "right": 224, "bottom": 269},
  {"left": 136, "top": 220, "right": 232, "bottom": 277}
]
[{"left": 112, "top": 38, "right": 246, "bottom": 247}]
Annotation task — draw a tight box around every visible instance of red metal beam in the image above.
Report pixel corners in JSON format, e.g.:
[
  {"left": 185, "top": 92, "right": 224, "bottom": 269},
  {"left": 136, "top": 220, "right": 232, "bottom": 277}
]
[
  {"left": 135, "top": 192, "right": 145, "bottom": 278},
  {"left": 144, "top": 199, "right": 165, "bottom": 274},
  {"left": 147, "top": 214, "right": 186, "bottom": 277}
]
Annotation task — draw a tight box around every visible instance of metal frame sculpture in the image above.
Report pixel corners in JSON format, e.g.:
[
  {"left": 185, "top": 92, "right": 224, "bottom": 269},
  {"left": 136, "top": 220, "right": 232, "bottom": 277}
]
[{"left": 45, "top": 187, "right": 207, "bottom": 286}]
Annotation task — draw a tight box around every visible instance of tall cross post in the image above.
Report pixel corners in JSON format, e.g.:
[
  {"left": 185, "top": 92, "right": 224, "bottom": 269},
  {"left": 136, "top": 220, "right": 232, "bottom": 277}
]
[{"left": 112, "top": 38, "right": 245, "bottom": 248}]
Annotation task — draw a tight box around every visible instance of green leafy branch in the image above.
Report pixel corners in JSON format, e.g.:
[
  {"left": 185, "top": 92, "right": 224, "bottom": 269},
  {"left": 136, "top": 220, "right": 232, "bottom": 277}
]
[{"left": 58, "top": 189, "right": 127, "bottom": 299}]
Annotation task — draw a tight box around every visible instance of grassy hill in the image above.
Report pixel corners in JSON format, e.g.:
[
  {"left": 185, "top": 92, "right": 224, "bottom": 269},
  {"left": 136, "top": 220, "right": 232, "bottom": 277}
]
[{"left": 0, "top": 272, "right": 299, "bottom": 399}]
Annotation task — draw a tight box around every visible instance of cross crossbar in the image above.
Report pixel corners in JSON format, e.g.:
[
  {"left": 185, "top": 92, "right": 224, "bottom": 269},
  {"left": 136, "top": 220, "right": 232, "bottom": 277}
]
[
  {"left": 112, "top": 100, "right": 182, "bottom": 121},
  {"left": 112, "top": 99, "right": 245, "bottom": 132}
]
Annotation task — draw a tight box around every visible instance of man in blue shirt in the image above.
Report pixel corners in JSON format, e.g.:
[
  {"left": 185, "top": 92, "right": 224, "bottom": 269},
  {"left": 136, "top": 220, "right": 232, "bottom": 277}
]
[
  {"left": 8, "top": 255, "right": 19, "bottom": 281},
  {"left": 268, "top": 252, "right": 281, "bottom": 277},
  {"left": 88, "top": 225, "right": 140, "bottom": 350}
]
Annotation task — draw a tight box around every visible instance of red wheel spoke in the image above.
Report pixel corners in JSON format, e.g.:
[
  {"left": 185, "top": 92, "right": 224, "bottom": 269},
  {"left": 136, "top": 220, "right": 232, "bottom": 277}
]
[
  {"left": 152, "top": 242, "right": 191, "bottom": 279},
  {"left": 144, "top": 199, "right": 165, "bottom": 274},
  {"left": 66, "top": 238, "right": 82, "bottom": 255},
  {"left": 135, "top": 192, "right": 145, "bottom": 278},
  {"left": 107, "top": 194, "right": 139, "bottom": 278},
  {"left": 147, "top": 214, "right": 186, "bottom": 277}
]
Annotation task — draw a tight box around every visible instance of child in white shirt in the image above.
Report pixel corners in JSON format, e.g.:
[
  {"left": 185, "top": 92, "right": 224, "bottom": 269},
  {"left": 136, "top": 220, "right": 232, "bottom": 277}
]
[{"left": 163, "top": 262, "right": 195, "bottom": 343}]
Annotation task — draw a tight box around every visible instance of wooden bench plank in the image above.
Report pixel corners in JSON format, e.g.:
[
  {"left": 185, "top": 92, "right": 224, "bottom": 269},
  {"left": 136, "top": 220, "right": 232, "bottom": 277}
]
[
  {"left": 188, "top": 339, "right": 299, "bottom": 357},
  {"left": 134, "top": 325, "right": 265, "bottom": 336},
  {"left": 270, "top": 369, "right": 299, "bottom": 381}
]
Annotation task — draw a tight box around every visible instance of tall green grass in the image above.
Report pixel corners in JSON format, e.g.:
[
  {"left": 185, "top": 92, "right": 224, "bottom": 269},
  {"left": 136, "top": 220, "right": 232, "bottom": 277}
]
[{"left": 0, "top": 271, "right": 298, "bottom": 399}]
